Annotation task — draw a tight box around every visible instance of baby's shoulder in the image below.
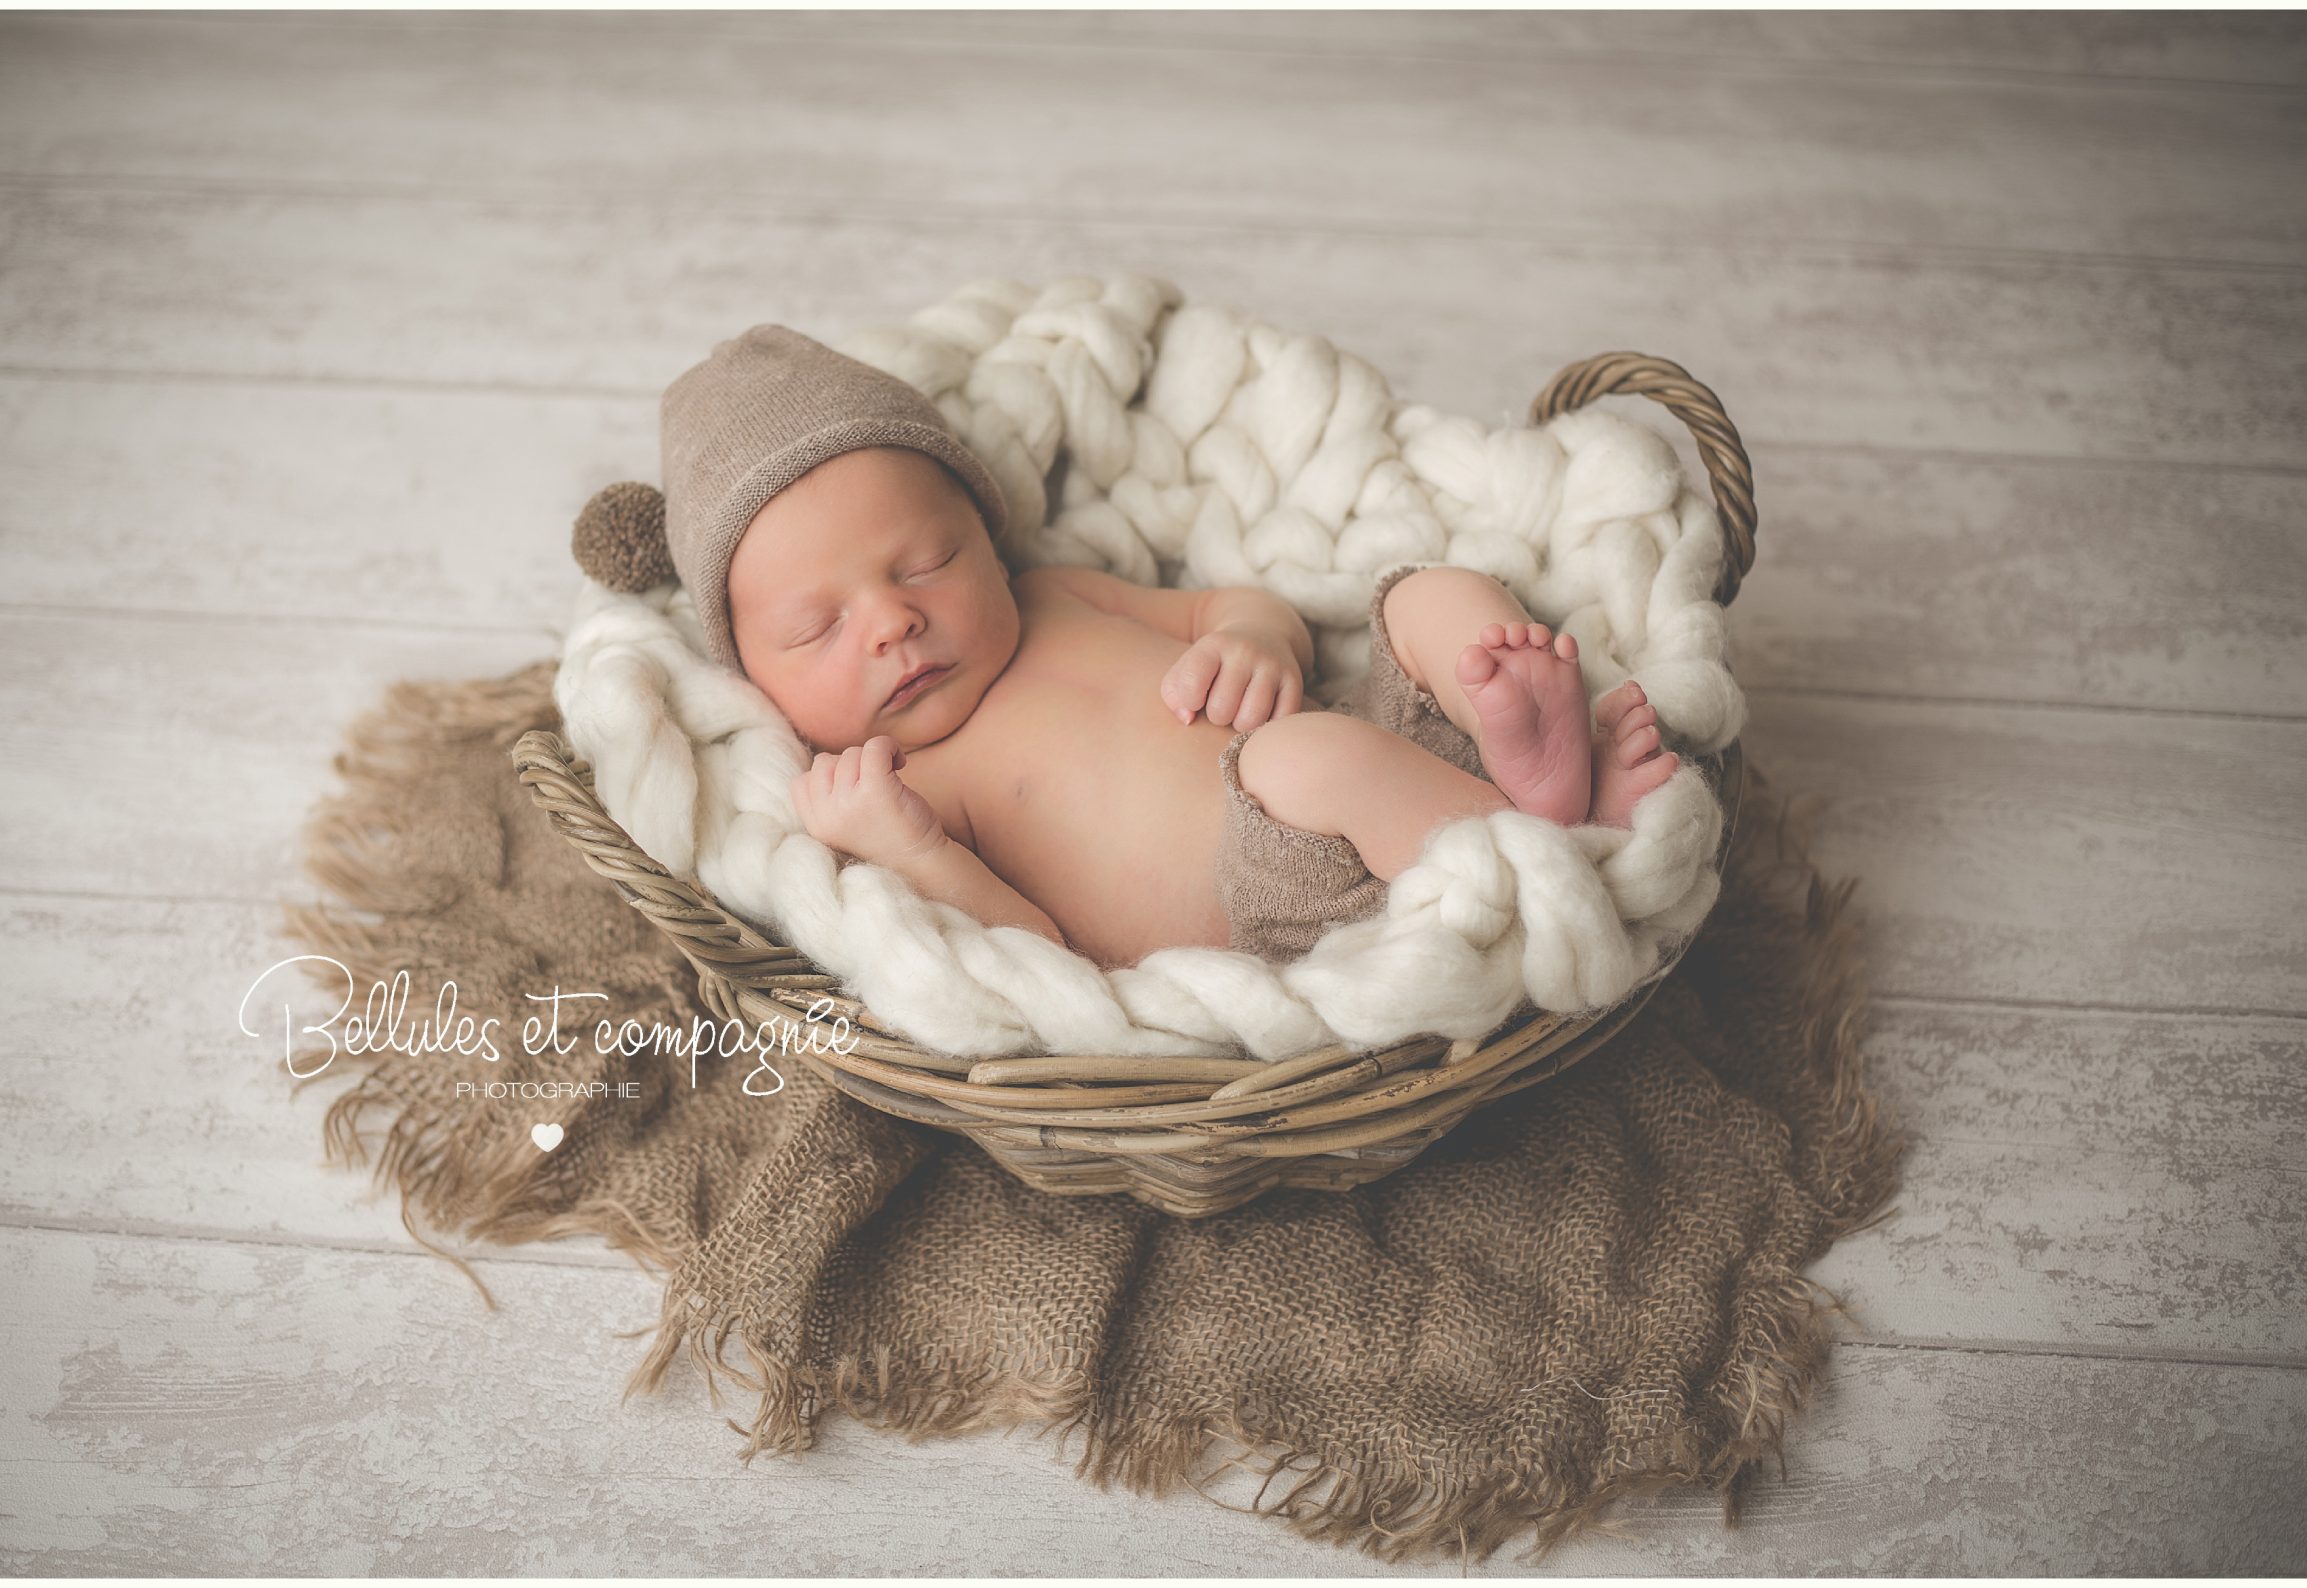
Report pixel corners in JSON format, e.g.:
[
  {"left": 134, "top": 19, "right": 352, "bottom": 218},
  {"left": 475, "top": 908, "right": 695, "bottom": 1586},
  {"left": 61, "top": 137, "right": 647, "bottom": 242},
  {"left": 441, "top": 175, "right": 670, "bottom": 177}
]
[
  {"left": 1011, "top": 564, "right": 1201, "bottom": 645},
  {"left": 1010, "top": 564, "right": 1089, "bottom": 614}
]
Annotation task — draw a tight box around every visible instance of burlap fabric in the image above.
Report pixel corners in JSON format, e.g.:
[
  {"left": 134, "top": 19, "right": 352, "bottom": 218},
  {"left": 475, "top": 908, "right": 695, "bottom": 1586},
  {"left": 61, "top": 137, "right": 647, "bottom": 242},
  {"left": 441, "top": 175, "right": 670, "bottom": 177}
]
[{"left": 285, "top": 659, "right": 1904, "bottom": 1567}]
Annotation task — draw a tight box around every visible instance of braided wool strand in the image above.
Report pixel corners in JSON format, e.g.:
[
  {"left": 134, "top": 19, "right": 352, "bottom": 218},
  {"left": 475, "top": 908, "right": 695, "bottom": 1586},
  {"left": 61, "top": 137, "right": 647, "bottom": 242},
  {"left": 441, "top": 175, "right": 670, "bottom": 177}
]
[{"left": 553, "top": 275, "right": 1746, "bottom": 1062}]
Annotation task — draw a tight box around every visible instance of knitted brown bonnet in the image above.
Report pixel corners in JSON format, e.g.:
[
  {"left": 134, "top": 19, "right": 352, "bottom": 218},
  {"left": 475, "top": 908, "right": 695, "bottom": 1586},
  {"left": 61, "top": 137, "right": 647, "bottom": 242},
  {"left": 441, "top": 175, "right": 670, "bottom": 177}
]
[{"left": 571, "top": 325, "right": 1011, "bottom": 671}]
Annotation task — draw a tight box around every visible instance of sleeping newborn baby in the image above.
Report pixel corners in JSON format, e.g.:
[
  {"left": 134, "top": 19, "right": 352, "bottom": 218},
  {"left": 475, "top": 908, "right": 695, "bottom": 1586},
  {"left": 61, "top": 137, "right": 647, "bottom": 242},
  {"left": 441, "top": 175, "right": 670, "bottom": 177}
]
[{"left": 609, "top": 325, "right": 1680, "bottom": 972}]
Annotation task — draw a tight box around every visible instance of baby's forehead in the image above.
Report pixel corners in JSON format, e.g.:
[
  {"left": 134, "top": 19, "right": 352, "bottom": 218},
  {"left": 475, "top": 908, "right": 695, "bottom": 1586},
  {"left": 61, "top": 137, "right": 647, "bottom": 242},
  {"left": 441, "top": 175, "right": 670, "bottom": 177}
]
[
  {"left": 736, "top": 461, "right": 982, "bottom": 601},
  {"left": 762, "top": 446, "right": 971, "bottom": 521}
]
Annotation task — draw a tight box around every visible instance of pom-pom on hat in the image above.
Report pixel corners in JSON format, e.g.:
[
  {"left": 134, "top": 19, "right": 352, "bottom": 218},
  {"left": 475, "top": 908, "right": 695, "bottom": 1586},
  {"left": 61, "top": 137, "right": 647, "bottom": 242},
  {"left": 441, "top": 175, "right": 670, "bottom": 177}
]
[{"left": 570, "top": 325, "right": 1009, "bottom": 672}]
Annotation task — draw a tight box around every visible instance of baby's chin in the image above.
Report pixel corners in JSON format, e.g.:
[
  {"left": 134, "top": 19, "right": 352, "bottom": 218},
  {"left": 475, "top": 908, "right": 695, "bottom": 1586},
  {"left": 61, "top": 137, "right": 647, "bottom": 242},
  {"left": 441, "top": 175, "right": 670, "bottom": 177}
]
[
  {"left": 774, "top": 699, "right": 914, "bottom": 756},
  {"left": 876, "top": 684, "right": 978, "bottom": 753}
]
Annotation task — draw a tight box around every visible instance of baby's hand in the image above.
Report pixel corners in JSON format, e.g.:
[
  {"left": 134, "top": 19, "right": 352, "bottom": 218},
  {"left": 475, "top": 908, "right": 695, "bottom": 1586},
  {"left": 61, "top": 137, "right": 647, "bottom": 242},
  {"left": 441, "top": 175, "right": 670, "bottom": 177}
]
[
  {"left": 790, "top": 736, "right": 946, "bottom": 869},
  {"left": 1162, "top": 629, "right": 1304, "bottom": 731}
]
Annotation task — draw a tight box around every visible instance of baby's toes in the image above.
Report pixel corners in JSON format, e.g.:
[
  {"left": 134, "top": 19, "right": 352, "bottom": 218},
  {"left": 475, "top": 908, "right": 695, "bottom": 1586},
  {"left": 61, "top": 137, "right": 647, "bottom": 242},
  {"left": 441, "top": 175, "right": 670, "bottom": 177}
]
[
  {"left": 1595, "top": 680, "right": 1646, "bottom": 729},
  {"left": 1456, "top": 640, "right": 1501, "bottom": 688},
  {"left": 1616, "top": 722, "right": 1662, "bottom": 765},
  {"left": 1552, "top": 631, "right": 1577, "bottom": 661},
  {"left": 1606, "top": 703, "right": 1657, "bottom": 748},
  {"left": 1479, "top": 622, "right": 1508, "bottom": 648}
]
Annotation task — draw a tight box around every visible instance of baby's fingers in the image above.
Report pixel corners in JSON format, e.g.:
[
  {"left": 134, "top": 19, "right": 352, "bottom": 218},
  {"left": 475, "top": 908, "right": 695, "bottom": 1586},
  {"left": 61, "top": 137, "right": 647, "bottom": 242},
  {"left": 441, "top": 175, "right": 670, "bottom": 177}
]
[
  {"left": 790, "top": 760, "right": 827, "bottom": 815},
  {"left": 1164, "top": 647, "right": 1221, "bottom": 724},
  {"left": 859, "top": 734, "right": 906, "bottom": 779},
  {"left": 1275, "top": 671, "right": 1304, "bottom": 718},
  {"left": 1205, "top": 663, "right": 1253, "bottom": 727},
  {"left": 1233, "top": 671, "right": 1281, "bottom": 731}
]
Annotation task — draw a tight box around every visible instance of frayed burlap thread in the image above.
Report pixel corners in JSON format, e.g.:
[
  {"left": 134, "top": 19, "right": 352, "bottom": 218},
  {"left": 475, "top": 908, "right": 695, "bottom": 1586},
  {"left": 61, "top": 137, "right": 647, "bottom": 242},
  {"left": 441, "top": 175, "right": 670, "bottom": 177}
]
[{"left": 286, "top": 659, "right": 1904, "bottom": 1568}]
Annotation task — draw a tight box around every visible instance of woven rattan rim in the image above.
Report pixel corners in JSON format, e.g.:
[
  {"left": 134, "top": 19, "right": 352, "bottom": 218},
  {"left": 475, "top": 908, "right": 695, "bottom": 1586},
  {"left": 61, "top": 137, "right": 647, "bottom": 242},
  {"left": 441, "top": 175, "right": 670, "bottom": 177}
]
[
  {"left": 1530, "top": 352, "right": 1756, "bottom": 607},
  {"left": 514, "top": 350, "right": 1757, "bottom": 1214}
]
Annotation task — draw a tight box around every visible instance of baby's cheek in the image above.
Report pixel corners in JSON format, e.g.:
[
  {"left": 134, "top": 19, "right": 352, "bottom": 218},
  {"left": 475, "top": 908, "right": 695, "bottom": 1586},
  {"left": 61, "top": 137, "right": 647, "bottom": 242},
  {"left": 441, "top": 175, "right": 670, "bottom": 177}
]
[
  {"left": 738, "top": 660, "right": 803, "bottom": 726},
  {"left": 758, "top": 674, "right": 856, "bottom": 753},
  {"left": 740, "top": 659, "right": 780, "bottom": 702}
]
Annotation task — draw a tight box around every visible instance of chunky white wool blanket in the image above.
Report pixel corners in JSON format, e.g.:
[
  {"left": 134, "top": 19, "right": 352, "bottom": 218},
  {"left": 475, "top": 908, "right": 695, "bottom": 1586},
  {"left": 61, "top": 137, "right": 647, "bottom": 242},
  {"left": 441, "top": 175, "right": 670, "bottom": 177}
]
[{"left": 554, "top": 275, "right": 1746, "bottom": 1063}]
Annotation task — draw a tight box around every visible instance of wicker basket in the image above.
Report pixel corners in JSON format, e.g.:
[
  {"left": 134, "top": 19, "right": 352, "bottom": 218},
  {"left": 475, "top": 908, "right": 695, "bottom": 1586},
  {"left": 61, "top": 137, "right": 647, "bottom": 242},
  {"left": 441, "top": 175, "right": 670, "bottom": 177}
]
[{"left": 514, "top": 352, "right": 1755, "bottom": 1218}]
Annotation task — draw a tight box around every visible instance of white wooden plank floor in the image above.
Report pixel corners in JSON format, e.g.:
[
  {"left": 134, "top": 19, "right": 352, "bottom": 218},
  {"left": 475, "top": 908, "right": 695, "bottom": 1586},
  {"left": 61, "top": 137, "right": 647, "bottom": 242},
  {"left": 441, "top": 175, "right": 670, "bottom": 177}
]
[{"left": 2, "top": 13, "right": 2301, "bottom": 1575}]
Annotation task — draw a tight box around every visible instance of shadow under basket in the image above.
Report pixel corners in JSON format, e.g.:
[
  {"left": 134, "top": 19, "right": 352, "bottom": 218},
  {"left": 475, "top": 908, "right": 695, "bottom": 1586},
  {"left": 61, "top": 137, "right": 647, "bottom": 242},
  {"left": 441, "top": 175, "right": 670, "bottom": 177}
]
[{"left": 514, "top": 352, "right": 1758, "bottom": 1219}]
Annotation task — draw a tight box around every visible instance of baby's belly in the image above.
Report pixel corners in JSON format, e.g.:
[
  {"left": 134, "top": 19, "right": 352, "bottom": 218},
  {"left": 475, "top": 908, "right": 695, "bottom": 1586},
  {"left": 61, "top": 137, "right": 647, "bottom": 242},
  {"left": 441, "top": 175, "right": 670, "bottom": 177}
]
[{"left": 971, "top": 715, "right": 1243, "bottom": 969}]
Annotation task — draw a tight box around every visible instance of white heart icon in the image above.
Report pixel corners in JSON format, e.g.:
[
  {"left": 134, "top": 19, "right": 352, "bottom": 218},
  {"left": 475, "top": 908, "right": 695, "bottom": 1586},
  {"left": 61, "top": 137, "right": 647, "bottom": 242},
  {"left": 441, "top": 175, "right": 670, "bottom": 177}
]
[{"left": 531, "top": 1122, "right": 564, "bottom": 1152}]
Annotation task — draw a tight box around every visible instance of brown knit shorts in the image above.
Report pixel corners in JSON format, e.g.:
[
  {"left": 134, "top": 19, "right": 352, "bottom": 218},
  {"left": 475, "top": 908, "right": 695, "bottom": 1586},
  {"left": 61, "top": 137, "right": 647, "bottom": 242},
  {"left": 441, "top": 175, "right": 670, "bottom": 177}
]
[{"left": 1216, "top": 561, "right": 1494, "bottom": 963}]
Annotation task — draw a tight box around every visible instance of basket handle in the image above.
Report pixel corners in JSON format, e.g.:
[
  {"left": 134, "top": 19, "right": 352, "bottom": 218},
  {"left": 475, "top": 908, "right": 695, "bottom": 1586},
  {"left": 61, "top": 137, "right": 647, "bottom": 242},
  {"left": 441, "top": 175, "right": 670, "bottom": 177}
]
[
  {"left": 1529, "top": 353, "right": 1756, "bottom": 607},
  {"left": 510, "top": 727, "right": 830, "bottom": 989}
]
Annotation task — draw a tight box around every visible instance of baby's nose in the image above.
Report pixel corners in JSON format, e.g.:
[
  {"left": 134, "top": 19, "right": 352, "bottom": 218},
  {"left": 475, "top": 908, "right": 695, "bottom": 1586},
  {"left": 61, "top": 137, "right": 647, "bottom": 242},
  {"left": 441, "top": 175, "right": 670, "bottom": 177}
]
[{"left": 871, "top": 603, "right": 924, "bottom": 645}]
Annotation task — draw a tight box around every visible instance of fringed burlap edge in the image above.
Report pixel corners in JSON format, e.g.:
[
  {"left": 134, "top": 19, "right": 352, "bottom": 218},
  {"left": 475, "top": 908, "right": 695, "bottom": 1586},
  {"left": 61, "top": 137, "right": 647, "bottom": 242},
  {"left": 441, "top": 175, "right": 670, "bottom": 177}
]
[
  {"left": 290, "top": 666, "right": 1905, "bottom": 1569},
  {"left": 615, "top": 1273, "right": 1870, "bottom": 1569},
  {"left": 611, "top": 774, "right": 1905, "bottom": 1567},
  {"left": 285, "top": 665, "right": 693, "bottom": 1311}
]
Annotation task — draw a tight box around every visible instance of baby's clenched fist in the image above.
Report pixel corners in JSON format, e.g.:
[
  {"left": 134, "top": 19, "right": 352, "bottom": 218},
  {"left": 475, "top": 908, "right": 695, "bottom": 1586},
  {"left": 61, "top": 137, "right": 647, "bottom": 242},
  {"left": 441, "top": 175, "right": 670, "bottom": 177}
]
[
  {"left": 790, "top": 735, "right": 947, "bottom": 869},
  {"left": 1161, "top": 628, "right": 1305, "bottom": 731}
]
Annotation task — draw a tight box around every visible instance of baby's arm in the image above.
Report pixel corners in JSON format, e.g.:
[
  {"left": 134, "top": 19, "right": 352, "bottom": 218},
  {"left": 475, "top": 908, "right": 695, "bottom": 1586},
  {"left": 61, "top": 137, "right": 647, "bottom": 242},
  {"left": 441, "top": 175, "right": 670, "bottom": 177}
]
[
  {"left": 884, "top": 838, "right": 1072, "bottom": 951},
  {"left": 791, "top": 737, "right": 1071, "bottom": 952},
  {"left": 1023, "top": 567, "right": 1312, "bottom": 730}
]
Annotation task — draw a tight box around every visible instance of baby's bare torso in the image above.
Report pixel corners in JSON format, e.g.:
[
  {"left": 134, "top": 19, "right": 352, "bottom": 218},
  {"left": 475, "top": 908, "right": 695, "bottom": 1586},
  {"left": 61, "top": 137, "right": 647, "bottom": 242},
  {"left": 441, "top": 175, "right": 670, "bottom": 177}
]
[{"left": 906, "top": 578, "right": 1242, "bottom": 968}]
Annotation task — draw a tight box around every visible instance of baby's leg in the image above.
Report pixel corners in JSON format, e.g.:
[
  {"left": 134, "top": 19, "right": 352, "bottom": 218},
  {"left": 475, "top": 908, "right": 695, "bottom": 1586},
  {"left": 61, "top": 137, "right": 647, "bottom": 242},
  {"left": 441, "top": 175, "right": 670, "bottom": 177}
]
[
  {"left": 1378, "top": 566, "right": 1592, "bottom": 825},
  {"left": 1235, "top": 710, "right": 1510, "bottom": 882}
]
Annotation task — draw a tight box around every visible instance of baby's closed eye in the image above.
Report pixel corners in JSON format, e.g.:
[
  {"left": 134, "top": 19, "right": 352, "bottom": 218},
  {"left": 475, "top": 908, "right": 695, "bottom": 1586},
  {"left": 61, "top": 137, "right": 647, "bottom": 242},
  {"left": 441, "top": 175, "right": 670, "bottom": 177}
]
[{"left": 783, "top": 550, "right": 959, "bottom": 647}]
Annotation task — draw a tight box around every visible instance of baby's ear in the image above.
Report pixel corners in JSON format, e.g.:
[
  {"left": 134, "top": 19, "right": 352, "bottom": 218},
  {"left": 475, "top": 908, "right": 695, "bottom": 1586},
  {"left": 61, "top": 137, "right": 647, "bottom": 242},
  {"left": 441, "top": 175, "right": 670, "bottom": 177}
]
[{"left": 572, "top": 481, "right": 675, "bottom": 592}]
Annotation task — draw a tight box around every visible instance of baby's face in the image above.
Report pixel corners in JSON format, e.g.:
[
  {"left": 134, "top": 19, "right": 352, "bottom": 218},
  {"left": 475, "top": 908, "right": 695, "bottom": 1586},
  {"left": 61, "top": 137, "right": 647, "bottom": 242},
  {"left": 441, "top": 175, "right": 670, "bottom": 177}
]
[{"left": 727, "top": 446, "right": 1019, "bottom": 754}]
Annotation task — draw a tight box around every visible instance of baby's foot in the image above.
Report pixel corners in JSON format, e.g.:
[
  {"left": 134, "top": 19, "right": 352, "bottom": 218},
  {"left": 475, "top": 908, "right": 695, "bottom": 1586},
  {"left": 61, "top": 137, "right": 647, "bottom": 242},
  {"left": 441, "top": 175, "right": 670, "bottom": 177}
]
[
  {"left": 1588, "top": 681, "right": 1680, "bottom": 829},
  {"left": 1453, "top": 621, "right": 1592, "bottom": 825}
]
